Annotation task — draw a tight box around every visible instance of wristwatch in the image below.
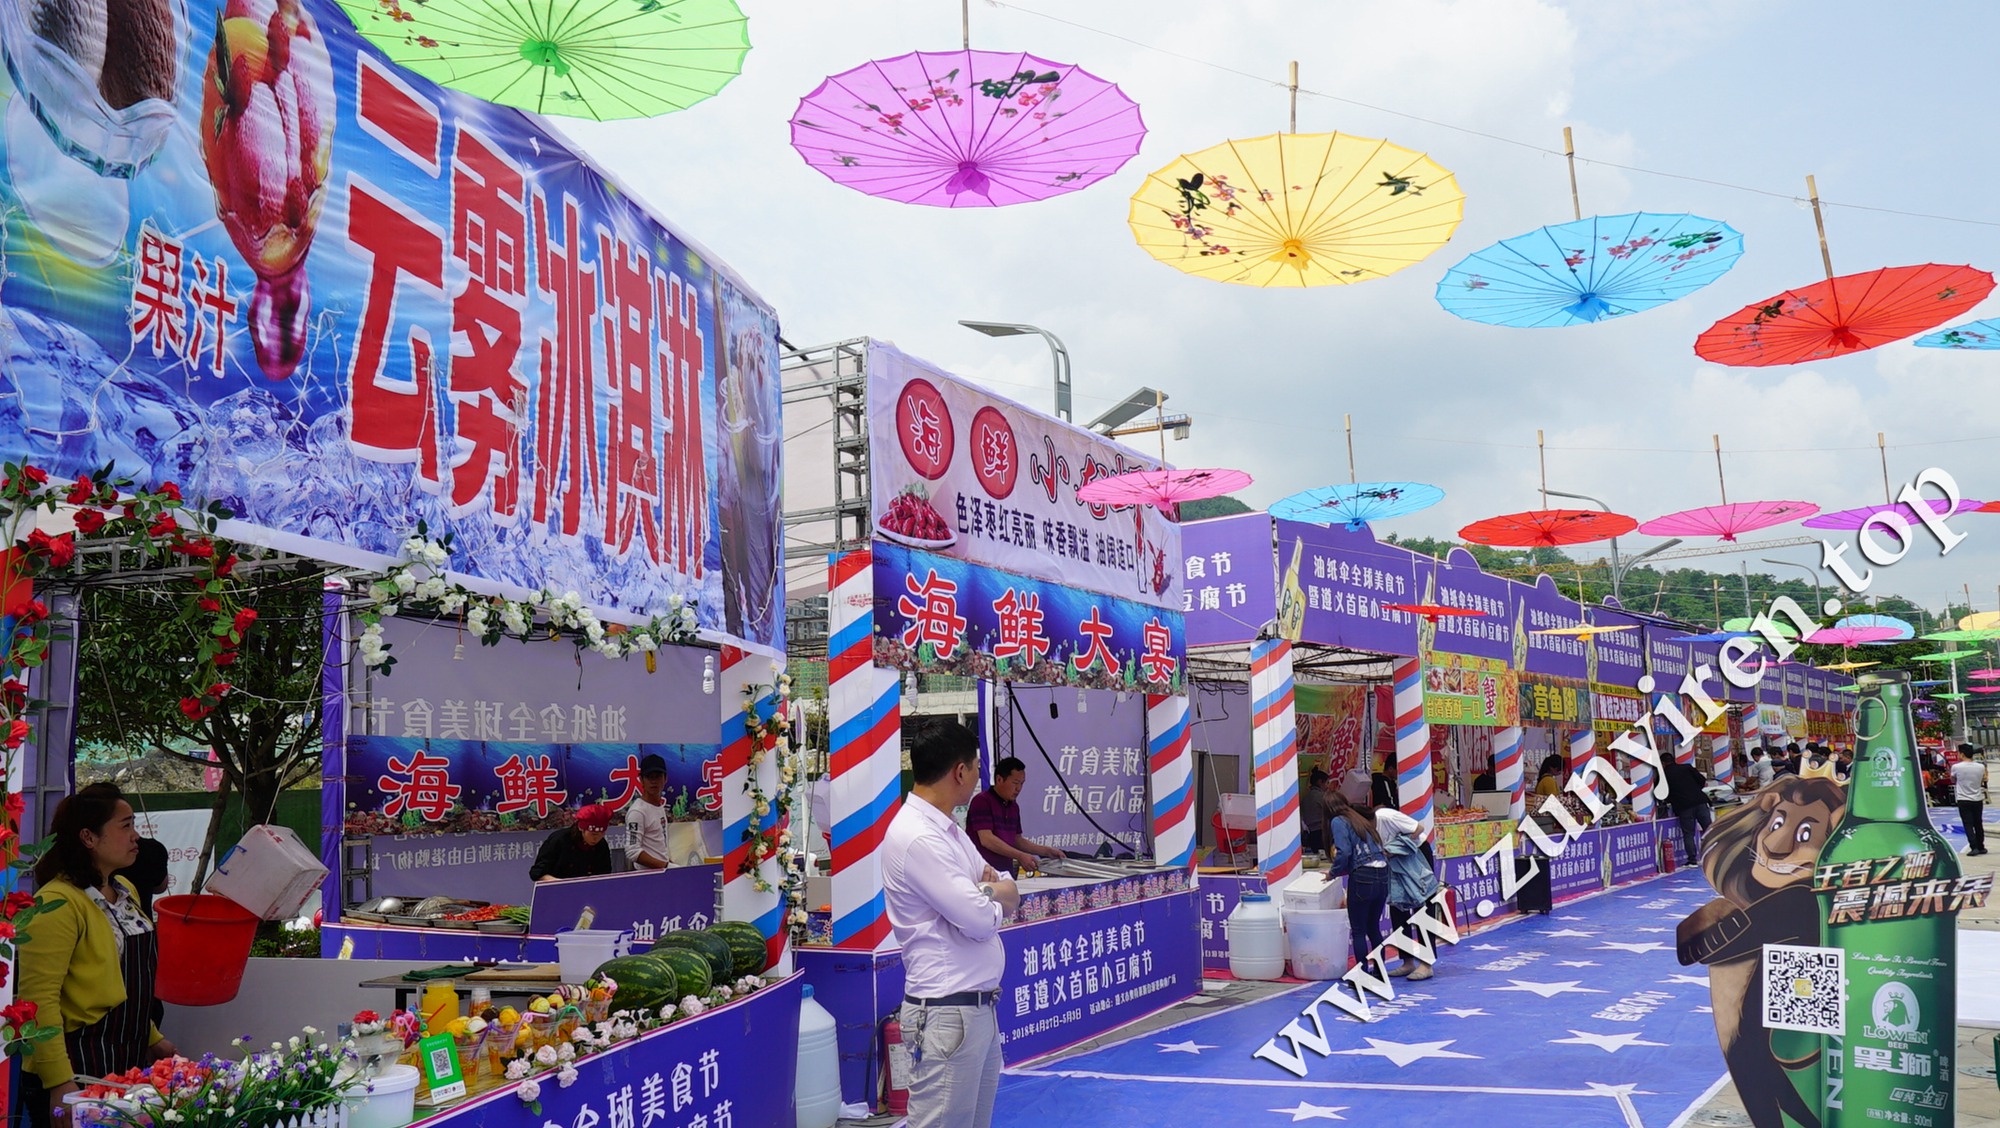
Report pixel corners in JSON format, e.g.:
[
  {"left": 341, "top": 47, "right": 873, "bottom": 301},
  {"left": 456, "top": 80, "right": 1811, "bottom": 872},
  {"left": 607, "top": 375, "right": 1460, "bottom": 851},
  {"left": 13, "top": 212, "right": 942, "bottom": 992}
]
[{"left": 978, "top": 882, "right": 995, "bottom": 901}]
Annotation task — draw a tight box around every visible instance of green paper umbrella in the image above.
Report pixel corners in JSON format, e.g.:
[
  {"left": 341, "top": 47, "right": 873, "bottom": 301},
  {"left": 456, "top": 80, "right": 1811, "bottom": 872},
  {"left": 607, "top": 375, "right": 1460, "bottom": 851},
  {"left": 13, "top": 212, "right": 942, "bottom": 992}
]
[
  {"left": 1909, "top": 650, "right": 1981, "bottom": 662},
  {"left": 1831, "top": 685, "right": 1860, "bottom": 693},
  {"left": 1933, "top": 691, "right": 1971, "bottom": 701},
  {"left": 1920, "top": 627, "right": 2000, "bottom": 642},
  {"left": 1722, "top": 616, "right": 1796, "bottom": 638},
  {"left": 336, "top": 0, "right": 750, "bottom": 120}
]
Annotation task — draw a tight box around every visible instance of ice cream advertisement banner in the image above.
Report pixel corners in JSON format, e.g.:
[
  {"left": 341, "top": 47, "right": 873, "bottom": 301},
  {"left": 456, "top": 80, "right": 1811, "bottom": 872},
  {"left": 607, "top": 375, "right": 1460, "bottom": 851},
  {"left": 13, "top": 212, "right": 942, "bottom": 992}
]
[
  {"left": 865, "top": 341, "right": 1180, "bottom": 609},
  {"left": 0, "top": 0, "right": 784, "bottom": 649}
]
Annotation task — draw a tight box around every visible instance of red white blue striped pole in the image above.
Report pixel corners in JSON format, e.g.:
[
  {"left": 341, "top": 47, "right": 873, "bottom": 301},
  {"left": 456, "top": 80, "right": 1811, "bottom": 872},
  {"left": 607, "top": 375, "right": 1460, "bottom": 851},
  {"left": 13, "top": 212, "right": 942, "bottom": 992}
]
[
  {"left": 1629, "top": 758, "right": 1655, "bottom": 820},
  {"left": 1392, "top": 657, "right": 1433, "bottom": 838},
  {"left": 1147, "top": 694, "right": 1194, "bottom": 868},
  {"left": 1250, "top": 640, "right": 1301, "bottom": 888},
  {"left": 1712, "top": 739, "right": 1734, "bottom": 787},
  {"left": 720, "top": 644, "right": 788, "bottom": 973},
  {"left": 1492, "top": 725, "right": 1524, "bottom": 822},
  {"left": 826, "top": 550, "right": 900, "bottom": 950}
]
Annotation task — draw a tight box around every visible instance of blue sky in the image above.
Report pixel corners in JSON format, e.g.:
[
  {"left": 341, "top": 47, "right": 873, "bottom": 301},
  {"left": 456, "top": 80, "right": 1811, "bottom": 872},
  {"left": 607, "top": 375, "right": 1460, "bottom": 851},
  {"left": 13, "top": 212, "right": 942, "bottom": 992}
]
[{"left": 560, "top": 0, "right": 2000, "bottom": 622}]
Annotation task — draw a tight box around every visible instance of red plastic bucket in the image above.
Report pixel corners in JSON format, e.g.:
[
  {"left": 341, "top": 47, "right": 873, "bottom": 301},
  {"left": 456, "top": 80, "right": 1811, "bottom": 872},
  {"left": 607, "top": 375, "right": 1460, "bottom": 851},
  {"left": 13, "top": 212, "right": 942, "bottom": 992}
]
[{"left": 154, "top": 894, "right": 259, "bottom": 1005}]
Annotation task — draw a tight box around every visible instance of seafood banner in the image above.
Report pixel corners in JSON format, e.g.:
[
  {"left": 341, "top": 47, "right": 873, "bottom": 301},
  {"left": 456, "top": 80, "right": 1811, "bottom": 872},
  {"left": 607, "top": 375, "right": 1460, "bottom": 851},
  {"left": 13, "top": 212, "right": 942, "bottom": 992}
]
[
  {"left": 871, "top": 540, "right": 1185, "bottom": 694},
  {"left": 866, "top": 341, "right": 1181, "bottom": 610},
  {"left": 0, "top": 0, "right": 783, "bottom": 649}
]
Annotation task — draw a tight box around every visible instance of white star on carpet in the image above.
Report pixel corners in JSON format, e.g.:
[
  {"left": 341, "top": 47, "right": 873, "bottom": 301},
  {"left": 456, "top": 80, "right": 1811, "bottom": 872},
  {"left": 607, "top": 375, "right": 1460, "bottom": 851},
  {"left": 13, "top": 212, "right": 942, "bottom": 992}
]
[
  {"left": 1489, "top": 979, "right": 1606, "bottom": 999},
  {"left": 1620, "top": 894, "right": 1650, "bottom": 899},
  {"left": 1585, "top": 1082, "right": 1651, "bottom": 1098},
  {"left": 1662, "top": 973, "right": 1709, "bottom": 986},
  {"left": 1551, "top": 1029, "right": 1669, "bottom": 1053},
  {"left": 1333, "top": 1038, "right": 1481, "bottom": 1067},
  {"left": 1469, "top": 943, "right": 1504, "bottom": 951},
  {"left": 1694, "top": 1005, "right": 1714, "bottom": 1014},
  {"left": 1157, "top": 1040, "right": 1217, "bottom": 1054},
  {"left": 1438, "top": 1007, "right": 1489, "bottom": 1018},
  {"left": 1555, "top": 915, "right": 1586, "bottom": 921},
  {"left": 1542, "top": 929, "right": 1598, "bottom": 939},
  {"left": 1268, "top": 1101, "right": 1348, "bottom": 1121},
  {"left": 1594, "top": 941, "right": 1671, "bottom": 954},
  {"left": 1636, "top": 927, "right": 1673, "bottom": 933},
  {"left": 1557, "top": 960, "right": 1600, "bottom": 968}
]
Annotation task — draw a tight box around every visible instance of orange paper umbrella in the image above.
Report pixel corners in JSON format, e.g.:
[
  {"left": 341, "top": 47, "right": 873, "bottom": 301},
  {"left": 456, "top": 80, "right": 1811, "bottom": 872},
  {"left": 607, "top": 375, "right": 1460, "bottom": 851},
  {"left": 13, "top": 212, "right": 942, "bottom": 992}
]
[
  {"left": 1383, "top": 604, "right": 1488, "bottom": 623},
  {"left": 1459, "top": 509, "right": 1637, "bottom": 547}
]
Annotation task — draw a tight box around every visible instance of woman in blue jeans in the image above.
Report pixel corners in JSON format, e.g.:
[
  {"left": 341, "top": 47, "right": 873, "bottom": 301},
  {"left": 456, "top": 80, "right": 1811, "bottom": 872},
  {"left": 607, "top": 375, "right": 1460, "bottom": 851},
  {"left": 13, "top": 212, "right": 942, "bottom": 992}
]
[{"left": 1324, "top": 793, "right": 1389, "bottom": 964}]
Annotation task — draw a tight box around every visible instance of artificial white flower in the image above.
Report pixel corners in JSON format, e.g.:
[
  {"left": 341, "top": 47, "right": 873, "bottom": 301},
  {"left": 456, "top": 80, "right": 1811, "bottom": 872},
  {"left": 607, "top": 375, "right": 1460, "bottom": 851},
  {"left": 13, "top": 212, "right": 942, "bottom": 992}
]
[
  {"left": 505, "top": 1059, "right": 530, "bottom": 1080},
  {"left": 557, "top": 1065, "right": 579, "bottom": 1089},
  {"left": 393, "top": 571, "right": 418, "bottom": 594},
  {"left": 679, "top": 996, "right": 705, "bottom": 1018},
  {"left": 518, "top": 1078, "right": 540, "bottom": 1104},
  {"left": 535, "top": 1045, "right": 559, "bottom": 1067},
  {"left": 556, "top": 1042, "right": 575, "bottom": 1062}
]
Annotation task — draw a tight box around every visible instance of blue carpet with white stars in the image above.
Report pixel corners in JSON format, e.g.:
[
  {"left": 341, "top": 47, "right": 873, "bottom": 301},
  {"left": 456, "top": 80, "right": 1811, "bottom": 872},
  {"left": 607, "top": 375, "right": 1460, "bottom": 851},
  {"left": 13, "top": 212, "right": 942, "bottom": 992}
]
[{"left": 996, "top": 871, "right": 1729, "bottom": 1127}]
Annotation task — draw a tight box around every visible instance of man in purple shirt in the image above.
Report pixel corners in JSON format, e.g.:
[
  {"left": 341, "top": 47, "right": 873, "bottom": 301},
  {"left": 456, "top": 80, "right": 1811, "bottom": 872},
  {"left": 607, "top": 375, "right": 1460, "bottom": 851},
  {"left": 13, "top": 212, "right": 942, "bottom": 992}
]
[
  {"left": 965, "top": 757, "right": 1064, "bottom": 876},
  {"left": 884, "top": 721, "right": 1020, "bottom": 1128}
]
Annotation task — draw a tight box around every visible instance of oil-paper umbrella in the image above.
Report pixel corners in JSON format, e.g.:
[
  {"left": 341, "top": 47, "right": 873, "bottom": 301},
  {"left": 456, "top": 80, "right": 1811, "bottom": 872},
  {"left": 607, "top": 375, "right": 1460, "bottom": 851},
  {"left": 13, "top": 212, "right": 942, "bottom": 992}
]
[
  {"left": 1722, "top": 616, "right": 1797, "bottom": 637},
  {"left": 1911, "top": 650, "right": 1982, "bottom": 662},
  {"left": 1836, "top": 614, "right": 1915, "bottom": 642},
  {"left": 1076, "top": 468, "right": 1252, "bottom": 513},
  {"left": 1531, "top": 624, "right": 1637, "bottom": 637},
  {"left": 1270, "top": 483, "right": 1444, "bottom": 530},
  {"left": 1438, "top": 212, "right": 1743, "bottom": 327},
  {"left": 1820, "top": 659, "right": 1879, "bottom": 672},
  {"left": 1693, "top": 177, "right": 1992, "bottom": 366},
  {"left": 1129, "top": 70, "right": 1463, "bottom": 288},
  {"left": 1915, "top": 319, "right": 2000, "bottom": 349},
  {"left": 1803, "top": 625, "right": 1902, "bottom": 647},
  {"left": 1801, "top": 498, "right": 1986, "bottom": 530},
  {"left": 1969, "top": 688, "right": 2000, "bottom": 695},
  {"left": 1937, "top": 691, "right": 1976, "bottom": 699},
  {"left": 790, "top": 49, "right": 1145, "bottom": 207},
  {"left": 1638, "top": 436, "right": 1820, "bottom": 540},
  {"left": 1962, "top": 612, "right": 2000, "bottom": 632},
  {"left": 335, "top": 0, "right": 750, "bottom": 120},
  {"left": 1383, "top": 604, "right": 1488, "bottom": 623},
  {"left": 1968, "top": 669, "right": 2000, "bottom": 679},
  {"left": 1459, "top": 509, "right": 1637, "bottom": 548},
  {"left": 1920, "top": 628, "right": 2000, "bottom": 643}
]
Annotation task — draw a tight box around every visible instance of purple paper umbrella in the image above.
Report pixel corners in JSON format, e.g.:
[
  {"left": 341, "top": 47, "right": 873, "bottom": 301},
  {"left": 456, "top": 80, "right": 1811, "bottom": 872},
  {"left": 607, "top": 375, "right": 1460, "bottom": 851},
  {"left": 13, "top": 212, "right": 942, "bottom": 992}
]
[
  {"left": 1638, "top": 500, "right": 1819, "bottom": 541},
  {"left": 1800, "top": 497, "right": 1987, "bottom": 530},
  {"left": 790, "top": 49, "right": 1145, "bottom": 207}
]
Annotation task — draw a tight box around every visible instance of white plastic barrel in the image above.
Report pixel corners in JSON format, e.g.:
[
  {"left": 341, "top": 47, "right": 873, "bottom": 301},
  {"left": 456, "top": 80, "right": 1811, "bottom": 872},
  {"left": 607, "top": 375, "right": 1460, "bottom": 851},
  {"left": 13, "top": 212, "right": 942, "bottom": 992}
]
[
  {"left": 344, "top": 1063, "right": 420, "bottom": 1128},
  {"left": 1227, "top": 892, "right": 1285, "bottom": 980},
  {"left": 1286, "top": 908, "right": 1350, "bottom": 980},
  {"left": 795, "top": 984, "right": 841, "bottom": 1128},
  {"left": 556, "top": 928, "right": 633, "bottom": 983}
]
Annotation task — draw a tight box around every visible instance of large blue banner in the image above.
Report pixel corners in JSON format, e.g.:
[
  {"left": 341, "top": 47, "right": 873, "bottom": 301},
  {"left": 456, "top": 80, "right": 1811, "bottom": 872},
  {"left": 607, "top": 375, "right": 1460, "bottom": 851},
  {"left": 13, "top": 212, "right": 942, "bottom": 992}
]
[
  {"left": 872, "top": 540, "right": 1185, "bottom": 694},
  {"left": 999, "top": 889, "right": 1200, "bottom": 1063},
  {"left": 345, "top": 736, "right": 720, "bottom": 834},
  {"left": 0, "top": 0, "right": 782, "bottom": 647}
]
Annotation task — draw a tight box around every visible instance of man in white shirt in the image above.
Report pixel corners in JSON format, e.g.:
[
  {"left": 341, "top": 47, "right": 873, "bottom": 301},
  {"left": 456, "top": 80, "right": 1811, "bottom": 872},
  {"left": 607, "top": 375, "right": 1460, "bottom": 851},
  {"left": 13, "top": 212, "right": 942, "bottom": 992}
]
[
  {"left": 1749, "top": 749, "right": 1775, "bottom": 789},
  {"left": 1953, "top": 744, "right": 1987, "bottom": 856},
  {"left": 1372, "top": 804, "right": 1435, "bottom": 980},
  {"left": 624, "top": 753, "right": 672, "bottom": 869},
  {"left": 883, "top": 720, "right": 1019, "bottom": 1128}
]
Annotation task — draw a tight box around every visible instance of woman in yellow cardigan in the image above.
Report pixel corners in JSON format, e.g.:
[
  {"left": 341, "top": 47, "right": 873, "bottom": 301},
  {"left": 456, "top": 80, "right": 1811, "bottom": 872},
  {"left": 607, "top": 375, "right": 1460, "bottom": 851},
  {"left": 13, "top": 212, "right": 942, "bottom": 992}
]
[{"left": 18, "top": 783, "right": 177, "bottom": 1127}]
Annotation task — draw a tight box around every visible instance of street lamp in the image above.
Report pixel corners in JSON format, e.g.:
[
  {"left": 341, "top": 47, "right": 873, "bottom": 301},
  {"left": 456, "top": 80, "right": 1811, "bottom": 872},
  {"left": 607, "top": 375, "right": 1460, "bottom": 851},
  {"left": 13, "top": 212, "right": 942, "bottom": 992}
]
[
  {"left": 960, "top": 320, "right": 1072, "bottom": 421},
  {"left": 1542, "top": 487, "right": 1681, "bottom": 603},
  {"left": 1089, "top": 388, "right": 1192, "bottom": 461},
  {"left": 1760, "top": 558, "right": 1826, "bottom": 616}
]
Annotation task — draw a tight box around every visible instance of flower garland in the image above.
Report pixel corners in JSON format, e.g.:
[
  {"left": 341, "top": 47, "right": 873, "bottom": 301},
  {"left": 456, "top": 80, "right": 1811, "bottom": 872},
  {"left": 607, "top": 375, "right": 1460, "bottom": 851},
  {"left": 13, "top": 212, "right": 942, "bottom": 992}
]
[
  {"left": 355, "top": 528, "right": 701, "bottom": 672},
  {"left": 737, "top": 674, "right": 805, "bottom": 931},
  {"left": 509, "top": 977, "right": 767, "bottom": 1113}
]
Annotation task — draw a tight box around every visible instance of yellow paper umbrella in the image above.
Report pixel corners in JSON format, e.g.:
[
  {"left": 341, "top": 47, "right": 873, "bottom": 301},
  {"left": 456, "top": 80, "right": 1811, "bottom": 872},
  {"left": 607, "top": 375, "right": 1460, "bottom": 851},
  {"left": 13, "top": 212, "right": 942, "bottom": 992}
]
[{"left": 1128, "top": 130, "right": 1464, "bottom": 287}]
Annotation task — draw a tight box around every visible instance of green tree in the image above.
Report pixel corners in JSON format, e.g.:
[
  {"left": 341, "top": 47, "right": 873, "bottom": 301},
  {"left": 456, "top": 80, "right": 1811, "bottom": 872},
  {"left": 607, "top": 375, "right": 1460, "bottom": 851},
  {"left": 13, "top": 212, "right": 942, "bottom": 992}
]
[{"left": 76, "top": 558, "right": 327, "bottom": 883}]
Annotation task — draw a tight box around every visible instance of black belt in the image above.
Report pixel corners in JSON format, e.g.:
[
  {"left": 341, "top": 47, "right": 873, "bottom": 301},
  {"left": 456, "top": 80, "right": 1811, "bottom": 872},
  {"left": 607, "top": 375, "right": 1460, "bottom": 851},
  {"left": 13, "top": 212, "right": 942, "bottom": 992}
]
[{"left": 906, "top": 990, "right": 999, "bottom": 1008}]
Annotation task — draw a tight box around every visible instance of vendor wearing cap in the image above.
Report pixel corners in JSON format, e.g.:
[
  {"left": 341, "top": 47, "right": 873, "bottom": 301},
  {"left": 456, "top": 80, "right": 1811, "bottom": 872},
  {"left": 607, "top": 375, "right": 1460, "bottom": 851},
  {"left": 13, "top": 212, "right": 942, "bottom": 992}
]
[
  {"left": 625, "top": 753, "right": 673, "bottom": 869},
  {"left": 530, "top": 804, "right": 614, "bottom": 882}
]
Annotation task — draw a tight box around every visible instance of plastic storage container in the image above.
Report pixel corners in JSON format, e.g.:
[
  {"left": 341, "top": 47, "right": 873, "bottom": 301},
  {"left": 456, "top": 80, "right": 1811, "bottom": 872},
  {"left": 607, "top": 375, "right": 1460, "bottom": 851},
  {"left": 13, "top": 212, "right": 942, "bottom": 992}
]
[
  {"left": 153, "top": 894, "right": 260, "bottom": 1005},
  {"left": 204, "top": 825, "right": 328, "bottom": 920},
  {"left": 1286, "top": 908, "right": 1350, "bottom": 980},
  {"left": 345, "top": 1064, "right": 420, "bottom": 1128},
  {"left": 795, "top": 984, "right": 841, "bottom": 1128},
  {"left": 557, "top": 928, "right": 634, "bottom": 983},
  {"left": 1226, "top": 892, "right": 1285, "bottom": 981},
  {"left": 1280, "top": 872, "right": 1345, "bottom": 913}
]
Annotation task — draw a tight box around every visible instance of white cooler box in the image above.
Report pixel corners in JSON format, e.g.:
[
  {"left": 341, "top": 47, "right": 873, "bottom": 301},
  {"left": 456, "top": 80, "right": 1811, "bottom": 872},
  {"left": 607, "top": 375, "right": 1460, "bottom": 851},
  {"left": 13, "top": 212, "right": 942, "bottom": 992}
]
[
  {"left": 205, "top": 825, "right": 328, "bottom": 920},
  {"left": 1280, "top": 871, "right": 1345, "bottom": 914}
]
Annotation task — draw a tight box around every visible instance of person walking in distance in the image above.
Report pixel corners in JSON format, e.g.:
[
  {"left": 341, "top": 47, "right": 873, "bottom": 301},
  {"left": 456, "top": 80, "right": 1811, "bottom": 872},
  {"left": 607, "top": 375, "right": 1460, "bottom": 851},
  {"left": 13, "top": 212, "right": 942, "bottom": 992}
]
[
  {"left": 1953, "top": 744, "right": 1988, "bottom": 856},
  {"left": 1323, "top": 793, "right": 1390, "bottom": 971},
  {"left": 883, "top": 721, "right": 1018, "bottom": 1128},
  {"left": 1663, "top": 757, "right": 1714, "bottom": 864}
]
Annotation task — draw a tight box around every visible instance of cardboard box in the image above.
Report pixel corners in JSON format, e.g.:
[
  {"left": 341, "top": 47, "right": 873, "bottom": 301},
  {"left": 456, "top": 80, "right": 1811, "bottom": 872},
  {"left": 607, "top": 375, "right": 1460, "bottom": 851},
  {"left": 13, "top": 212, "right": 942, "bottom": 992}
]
[{"left": 205, "top": 825, "right": 327, "bottom": 920}]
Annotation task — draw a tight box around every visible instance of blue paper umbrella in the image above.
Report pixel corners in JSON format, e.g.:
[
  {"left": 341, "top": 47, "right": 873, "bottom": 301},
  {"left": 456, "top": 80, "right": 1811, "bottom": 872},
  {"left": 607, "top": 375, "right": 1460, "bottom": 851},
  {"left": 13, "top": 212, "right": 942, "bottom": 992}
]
[
  {"left": 1836, "top": 614, "right": 1915, "bottom": 643},
  {"left": 1269, "top": 482, "right": 1445, "bottom": 530},
  {"left": 1914, "top": 318, "right": 2000, "bottom": 349},
  {"left": 1436, "top": 212, "right": 1745, "bottom": 327}
]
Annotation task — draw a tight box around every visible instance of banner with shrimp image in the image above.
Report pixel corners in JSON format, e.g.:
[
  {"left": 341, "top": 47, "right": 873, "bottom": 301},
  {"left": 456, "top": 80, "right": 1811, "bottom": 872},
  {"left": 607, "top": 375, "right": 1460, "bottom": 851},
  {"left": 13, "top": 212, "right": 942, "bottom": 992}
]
[{"left": 0, "top": 0, "right": 784, "bottom": 650}]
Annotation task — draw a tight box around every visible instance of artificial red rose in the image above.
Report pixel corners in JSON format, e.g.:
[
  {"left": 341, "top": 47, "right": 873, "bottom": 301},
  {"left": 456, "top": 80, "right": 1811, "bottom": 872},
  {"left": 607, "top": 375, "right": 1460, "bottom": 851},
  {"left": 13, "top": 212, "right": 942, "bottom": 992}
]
[
  {"left": 4, "top": 720, "right": 29, "bottom": 748},
  {"left": 179, "top": 697, "right": 208, "bottom": 721},
  {"left": 73, "top": 510, "right": 107, "bottom": 535},
  {"left": 121, "top": 503, "right": 139, "bottom": 520},
  {"left": 0, "top": 921, "right": 17, "bottom": 941},
  {"left": 176, "top": 539, "right": 215, "bottom": 559},
  {"left": 0, "top": 997, "right": 32, "bottom": 1029},
  {"left": 156, "top": 482, "right": 182, "bottom": 501},
  {"left": 26, "top": 530, "right": 76, "bottom": 568},
  {"left": 11, "top": 600, "right": 47, "bottom": 623},
  {"left": 148, "top": 515, "right": 177, "bottom": 537},
  {"left": 65, "top": 477, "right": 94, "bottom": 505},
  {"left": 19, "top": 467, "right": 46, "bottom": 486},
  {"left": 215, "top": 555, "right": 239, "bottom": 578},
  {"left": 198, "top": 597, "right": 221, "bottom": 613},
  {"left": 3, "top": 792, "right": 20, "bottom": 821},
  {"left": 213, "top": 651, "right": 238, "bottom": 668},
  {"left": 232, "top": 608, "right": 258, "bottom": 634},
  {"left": 206, "top": 682, "right": 232, "bottom": 699},
  {"left": 353, "top": 1010, "right": 380, "bottom": 1025},
  {"left": 2, "top": 892, "right": 34, "bottom": 918},
  {"left": 2, "top": 679, "right": 25, "bottom": 707}
]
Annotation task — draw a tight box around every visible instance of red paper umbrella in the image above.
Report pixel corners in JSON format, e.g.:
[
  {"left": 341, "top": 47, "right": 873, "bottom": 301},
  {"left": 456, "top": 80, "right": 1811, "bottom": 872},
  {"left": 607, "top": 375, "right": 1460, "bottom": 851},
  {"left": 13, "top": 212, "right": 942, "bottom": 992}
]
[
  {"left": 1075, "top": 468, "right": 1252, "bottom": 512},
  {"left": 1694, "top": 264, "right": 1994, "bottom": 366},
  {"left": 1638, "top": 500, "right": 1819, "bottom": 541},
  {"left": 1971, "top": 686, "right": 2000, "bottom": 694},
  {"left": 1383, "top": 604, "right": 1489, "bottom": 623},
  {"left": 1459, "top": 509, "right": 1637, "bottom": 547},
  {"left": 1978, "top": 501, "right": 2000, "bottom": 513}
]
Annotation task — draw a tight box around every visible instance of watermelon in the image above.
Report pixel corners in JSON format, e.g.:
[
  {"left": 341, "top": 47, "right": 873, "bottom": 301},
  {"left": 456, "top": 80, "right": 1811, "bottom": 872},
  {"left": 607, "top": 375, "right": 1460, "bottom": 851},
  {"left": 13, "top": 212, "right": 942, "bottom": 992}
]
[
  {"left": 653, "top": 930, "right": 732, "bottom": 983},
  {"left": 592, "top": 955, "right": 677, "bottom": 1012},
  {"left": 707, "top": 920, "right": 770, "bottom": 979},
  {"left": 649, "top": 947, "right": 712, "bottom": 1001}
]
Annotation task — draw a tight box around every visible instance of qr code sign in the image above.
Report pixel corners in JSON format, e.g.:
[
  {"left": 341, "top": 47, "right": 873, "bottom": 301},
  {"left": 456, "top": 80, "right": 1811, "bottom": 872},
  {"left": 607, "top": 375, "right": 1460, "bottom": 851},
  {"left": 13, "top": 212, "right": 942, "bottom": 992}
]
[{"left": 1763, "top": 943, "right": 1845, "bottom": 1036}]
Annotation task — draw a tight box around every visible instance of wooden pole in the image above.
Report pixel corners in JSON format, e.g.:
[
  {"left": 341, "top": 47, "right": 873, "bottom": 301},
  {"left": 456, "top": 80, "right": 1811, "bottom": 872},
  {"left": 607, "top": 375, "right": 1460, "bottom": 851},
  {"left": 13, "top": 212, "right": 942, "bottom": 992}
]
[
  {"left": 1345, "top": 413, "right": 1356, "bottom": 484},
  {"left": 1563, "top": 126, "right": 1581, "bottom": 221},
  {"left": 1537, "top": 429, "right": 1547, "bottom": 507},
  {"left": 1807, "top": 175, "right": 1834, "bottom": 281},
  {"left": 1713, "top": 434, "right": 1728, "bottom": 505},
  {"left": 962, "top": 0, "right": 970, "bottom": 49},
  {"left": 1877, "top": 432, "right": 1891, "bottom": 504},
  {"left": 1288, "top": 61, "right": 1299, "bottom": 134}
]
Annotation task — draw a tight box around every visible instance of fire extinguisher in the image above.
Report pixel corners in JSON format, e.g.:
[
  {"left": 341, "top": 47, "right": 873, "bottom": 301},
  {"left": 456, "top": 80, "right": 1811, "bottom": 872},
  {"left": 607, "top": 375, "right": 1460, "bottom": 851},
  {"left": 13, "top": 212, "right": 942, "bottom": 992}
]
[
  {"left": 880, "top": 1013, "right": 910, "bottom": 1116},
  {"left": 1660, "top": 835, "right": 1677, "bottom": 875}
]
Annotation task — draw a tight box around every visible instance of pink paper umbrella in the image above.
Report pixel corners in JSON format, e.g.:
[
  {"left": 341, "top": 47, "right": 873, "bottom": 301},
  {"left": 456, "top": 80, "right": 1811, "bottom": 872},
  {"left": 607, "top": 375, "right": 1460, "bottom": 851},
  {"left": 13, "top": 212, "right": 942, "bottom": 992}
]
[
  {"left": 1638, "top": 500, "right": 1820, "bottom": 541},
  {"left": 790, "top": 50, "right": 1146, "bottom": 207},
  {"left": 1803, "top": 625, "right": 1902, "bottom": 647},
  {"left": 1968, "top": 669, "right": 2000, "bottom": 679},
  {"left": 1801, "top": 498, "right": 1986, "bottom": 530},
  {"left": 1077, "top": 468, "right": 1252, "bottom": 513}
]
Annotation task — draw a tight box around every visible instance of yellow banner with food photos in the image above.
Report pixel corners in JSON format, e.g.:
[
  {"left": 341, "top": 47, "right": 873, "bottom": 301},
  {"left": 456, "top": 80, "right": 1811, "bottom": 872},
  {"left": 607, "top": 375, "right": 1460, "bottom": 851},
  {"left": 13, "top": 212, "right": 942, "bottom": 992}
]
[{"left": 1421, "top": 650, "right": 1519, "bottom": 726}]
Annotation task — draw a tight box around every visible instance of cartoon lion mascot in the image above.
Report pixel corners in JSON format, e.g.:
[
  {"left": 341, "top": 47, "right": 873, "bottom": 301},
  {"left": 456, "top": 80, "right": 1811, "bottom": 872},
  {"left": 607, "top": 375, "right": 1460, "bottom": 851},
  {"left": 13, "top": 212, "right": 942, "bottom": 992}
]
[{"left": 1676, "top": 768, "right": 1847, "bottom": 1128}]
